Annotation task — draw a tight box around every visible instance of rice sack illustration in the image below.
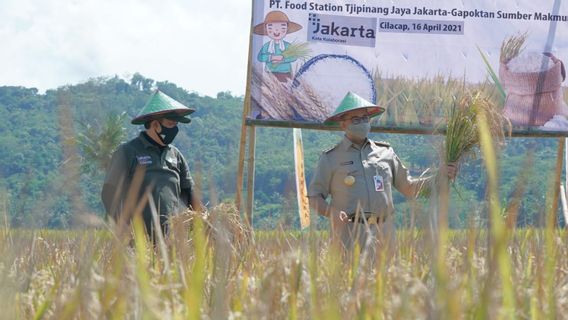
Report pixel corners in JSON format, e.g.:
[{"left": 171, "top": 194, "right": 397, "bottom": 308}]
[{"left": 500, "top": 50, "right": 568, "bottom": 127}]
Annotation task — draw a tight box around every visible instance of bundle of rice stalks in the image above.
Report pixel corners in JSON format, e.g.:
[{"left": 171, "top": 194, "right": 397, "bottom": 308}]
[
  {"left": 444, "top": 91, "right": 511, "bottom": 165},
  {"left": 168, "top": 203, "right": 252, "bottom": 252},
  {"left": 251, "top": 66, "right": 332, "bottom": 121},
  {"left": 169, "top": 209, "right": 210, "bottom": 238},
  {"left": 208, "top": 203, "right": 253, "bottom": 251},
  {"left": 251, "top": 66, "right": 296, "bottom": 119},
  {"left": 291, "top": 79, "right": 332, "bottom": 121},
  {"left": 500, "top": 32, "right": 528, "bottom": 64},
  {"left": 282, "top": 41, "right": 312, "bottom": 60}
]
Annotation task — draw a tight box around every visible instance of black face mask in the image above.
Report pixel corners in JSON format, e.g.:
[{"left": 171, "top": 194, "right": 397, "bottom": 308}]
[{"left": 156, "top": 123, "right": 179, "bottom": 145}]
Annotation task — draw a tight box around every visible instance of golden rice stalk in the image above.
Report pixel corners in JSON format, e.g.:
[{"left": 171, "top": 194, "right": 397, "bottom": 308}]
[
  {"left": 169, "top": 203, "right": 252, "bottom": 252},
  {"left": 251, "top": 66, "right": 332, "bottom": 121},
  {"left": 500, "top": 32, "right": 528, "bottom": 63},
  {"left": 207, "top": 203, "right": 252, "bottom": 251},
  {"left": 282, "top": 42, "right": 312, "bottom": 60},
  {"left": 291, "top": 80, "right": 332, "bottom": 121},
  {"left": 251, "top": 66, "right": 296, "bottom": 119},
  {"left": 444, "top": 91, "right": 511, "bottom": 165}
]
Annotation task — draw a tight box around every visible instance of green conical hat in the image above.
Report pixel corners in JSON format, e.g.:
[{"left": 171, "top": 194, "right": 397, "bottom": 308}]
[
  {"left": 131, "top": 90, "right": 195, "bottom": 125},
  {"left": 324, "top": 92, "right": 384, "bottom": 124}
]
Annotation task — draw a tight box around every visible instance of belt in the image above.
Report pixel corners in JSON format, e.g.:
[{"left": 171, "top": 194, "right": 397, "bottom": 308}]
[{"left": 347, "top": 213, "right": 387, "bottom": 225}]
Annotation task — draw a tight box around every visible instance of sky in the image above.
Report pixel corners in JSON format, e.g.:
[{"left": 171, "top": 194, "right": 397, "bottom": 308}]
[{"left": 0, "top": 0, "right": 252, "bottom": 97}]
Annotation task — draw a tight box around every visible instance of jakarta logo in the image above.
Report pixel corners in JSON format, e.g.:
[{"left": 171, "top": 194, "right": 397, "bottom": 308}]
[{"left": 308, "top": 13, "right": 376, "bottom": 48}]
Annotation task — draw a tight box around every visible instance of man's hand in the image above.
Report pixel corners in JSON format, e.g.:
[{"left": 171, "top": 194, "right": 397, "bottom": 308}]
[
  {"left": 271, "top": 55, "right": 284, "bottom": 63},
  {"left": 442, "top": 162, "right": 458, "bottom": 181},
  {"left": 308, "top": 197, "right": 348, "bottom": 242},
  {"left": 330, "top": 209, "right": 348, "bottom": 240}
]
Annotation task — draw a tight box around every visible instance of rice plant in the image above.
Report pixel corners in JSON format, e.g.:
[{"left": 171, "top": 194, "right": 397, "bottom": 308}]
[
  {"left": 372, "top": 72, "right": 502, "bottom": 128},
  {"left": 444, "top": 91, "right": 511, "bottom": 166},
  {"left": 500, "top": 32, "right": 528, "bottom": 64},
  {"left": 2, "top": 206, "right": 568, "bottom": 319},
  {"left": 282, "top": 42, "right": 312, "bottom": 61}
]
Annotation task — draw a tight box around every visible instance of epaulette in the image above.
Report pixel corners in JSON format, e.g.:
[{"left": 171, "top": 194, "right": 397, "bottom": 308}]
[
  {"left": 323, "top": 143, "right": 339, "bottom": 154},
  {"left": 373, "top": 140, "right": 391, "bottom": 148}
]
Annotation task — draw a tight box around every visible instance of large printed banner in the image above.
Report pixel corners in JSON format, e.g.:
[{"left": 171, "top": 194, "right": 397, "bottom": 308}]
[{"left": 249, "top": 0, "right": 568, "bottom": 132}]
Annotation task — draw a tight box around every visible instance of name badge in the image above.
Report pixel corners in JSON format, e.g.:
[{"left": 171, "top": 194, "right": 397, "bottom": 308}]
[
  {"left": 374, "top": 175, "right": 384, "bottom": 192},
  {"left": 137, "top": 155, "right": 152, "bottom": 165}
]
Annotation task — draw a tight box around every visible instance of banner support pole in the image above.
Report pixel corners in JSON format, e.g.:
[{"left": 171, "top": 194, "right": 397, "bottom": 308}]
[
  {"left": 245, "top": 126, "right": 257, "bottom": 226},
  {"left": 552, "top": 137, "right": 564, "bottom": 226},
  {"left": 236, "top": 122, "right": 249, "bottom": 214},
  {"left": 236, "top": 5, "right": 255, "bottom": 215}
]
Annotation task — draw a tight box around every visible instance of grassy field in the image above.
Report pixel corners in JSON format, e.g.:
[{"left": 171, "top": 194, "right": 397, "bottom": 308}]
[{"left": 1, "top": 216, "right": 567, "bottom": 319}]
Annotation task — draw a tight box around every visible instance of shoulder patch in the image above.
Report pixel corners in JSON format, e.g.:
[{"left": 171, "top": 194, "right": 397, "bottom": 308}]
[{"left": 373, "top": 140, "right": 391, "bottom": 148}]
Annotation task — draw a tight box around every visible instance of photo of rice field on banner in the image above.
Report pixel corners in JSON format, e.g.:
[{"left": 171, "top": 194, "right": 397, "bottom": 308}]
[{"left": 247, "top": 0, "right": 568, "bottom": 134}]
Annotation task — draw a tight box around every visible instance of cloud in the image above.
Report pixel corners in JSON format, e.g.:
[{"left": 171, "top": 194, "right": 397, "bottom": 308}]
[{"left": 0, "top": 0, "right": 252, "bottom": 96}]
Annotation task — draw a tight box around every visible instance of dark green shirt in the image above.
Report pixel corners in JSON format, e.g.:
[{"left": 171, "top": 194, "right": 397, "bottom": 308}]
[{"left": 102, "top": 132, "right": 193, "bottom": 221}]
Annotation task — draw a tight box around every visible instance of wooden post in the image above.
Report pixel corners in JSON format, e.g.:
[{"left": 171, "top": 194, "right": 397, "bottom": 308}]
[
  {"left": 236, "top": 7, "right": 255, "bottom": 213},
  {"left": 552, "top": 137, "right": 564, "bottom": 226},
  {"left": 236, "top": 124, "right": 248, "bottom": 213},
  {"left": 560, "top": 185, "right": 568, "bottom": 227},
  {"left": 245, "top": 126, "right": 256, "bottom": 226}
]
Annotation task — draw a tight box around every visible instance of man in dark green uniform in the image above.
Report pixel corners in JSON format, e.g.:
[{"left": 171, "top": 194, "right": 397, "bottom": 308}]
[
  {"left": 102, "top": 90, "right": 199, "bottom": 238},
  {"left": 308, "top": 92, "right": 456, "bottom": 250}
]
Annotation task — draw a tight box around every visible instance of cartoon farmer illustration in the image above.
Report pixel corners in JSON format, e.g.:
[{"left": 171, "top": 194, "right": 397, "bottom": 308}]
[{"left": 253, "top": 11, "right": 302, "bottom": 82}]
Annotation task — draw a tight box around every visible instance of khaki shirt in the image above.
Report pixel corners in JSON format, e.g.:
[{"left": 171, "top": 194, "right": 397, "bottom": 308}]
[{"left": 308, "top": 136, "right": 432, "bottom": 216}]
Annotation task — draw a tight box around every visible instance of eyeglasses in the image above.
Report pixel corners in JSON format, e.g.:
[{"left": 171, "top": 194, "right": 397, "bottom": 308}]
[
  {"left": 160, "top": 119, "right": 179, "bottom": 127},
  {"left": 348, "top": 115, "right": 370, "bottom": 124}
]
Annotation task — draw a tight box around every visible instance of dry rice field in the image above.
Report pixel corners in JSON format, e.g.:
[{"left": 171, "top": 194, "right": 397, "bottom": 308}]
[{"left": 1, "top": 204, "right": 567, "bottom": 320}]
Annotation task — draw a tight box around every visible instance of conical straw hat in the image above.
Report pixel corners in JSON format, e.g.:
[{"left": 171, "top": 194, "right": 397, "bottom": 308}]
[
  {"left": 131, "top": 90, "right": 195, "bottom": 125},
  {"left": 253, "top": 11, "right": 302, "bottom": 35},
  {"left": 324, "top": 92, "right": 384, "bottom": 124}
]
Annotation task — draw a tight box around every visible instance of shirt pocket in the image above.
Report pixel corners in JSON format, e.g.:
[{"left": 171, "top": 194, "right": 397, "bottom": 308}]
[
  {"left": 330, "top": 167, "right": 366, "bottom": 211},
  {"left": 165, "top": 153, "right": 181, "bottom": 173}
]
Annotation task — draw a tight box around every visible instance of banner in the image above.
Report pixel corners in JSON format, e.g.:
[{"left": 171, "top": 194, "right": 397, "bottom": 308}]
[
  {"left": 249, "top": 0, "right": 568, "bottom": 132},
  {"left": 293, "top": 128, "right": 310, "bottom": 229}
]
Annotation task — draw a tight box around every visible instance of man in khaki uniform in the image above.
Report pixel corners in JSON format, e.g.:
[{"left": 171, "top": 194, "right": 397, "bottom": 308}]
[{"left": 308, "top": 92, "right": 455, "bottom": 250}]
